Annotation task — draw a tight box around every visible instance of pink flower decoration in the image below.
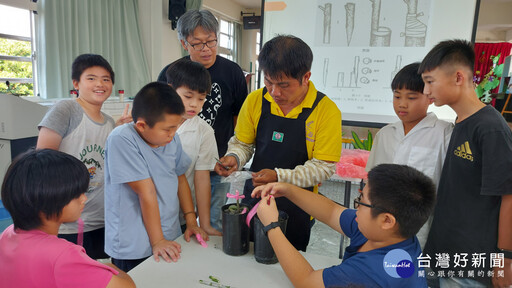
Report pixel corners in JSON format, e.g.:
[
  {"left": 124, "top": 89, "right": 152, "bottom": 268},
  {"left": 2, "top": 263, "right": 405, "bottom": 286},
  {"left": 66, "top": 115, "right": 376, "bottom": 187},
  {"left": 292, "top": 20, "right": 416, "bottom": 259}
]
[{"left": 226, "top": 190, "right": 245, "bottom": 201}]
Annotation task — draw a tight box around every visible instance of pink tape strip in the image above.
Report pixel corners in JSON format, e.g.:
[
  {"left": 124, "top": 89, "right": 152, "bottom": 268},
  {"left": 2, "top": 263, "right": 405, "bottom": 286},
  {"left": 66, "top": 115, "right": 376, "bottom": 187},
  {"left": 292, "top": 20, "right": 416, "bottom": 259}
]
[
  {"left": 245, "top": 195, "right": 273, "bottom": 227},
  {"left": 195, "top": 234, "right": 208, "bottom": 248},
  {"left": 77, "top": 218, "right": 84, "bottom": 247},
  {"left": 246, "top": 202, "right": 260, "bottom": 227}
]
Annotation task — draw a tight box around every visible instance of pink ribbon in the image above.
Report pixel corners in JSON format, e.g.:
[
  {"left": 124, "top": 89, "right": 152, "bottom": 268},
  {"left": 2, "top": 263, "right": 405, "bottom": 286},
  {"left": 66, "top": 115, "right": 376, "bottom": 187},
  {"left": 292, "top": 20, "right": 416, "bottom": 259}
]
[
  {"left": 226, "top": 190, "right": 245, "bottom": 201},
  {"left": 246, "top": 202, "right": 260, "bottom": 227},
  {"left": 245, "top": 195, "right": 272, "bottom": 227}
]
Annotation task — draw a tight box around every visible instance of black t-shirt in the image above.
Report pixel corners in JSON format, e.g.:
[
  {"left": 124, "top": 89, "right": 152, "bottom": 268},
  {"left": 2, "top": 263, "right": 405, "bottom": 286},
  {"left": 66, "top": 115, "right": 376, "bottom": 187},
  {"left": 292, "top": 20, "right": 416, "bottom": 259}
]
[
  {"left": 424, "top": 105, "right": 512, "bottom": 282},
  {"left": 158, "top": 56, "right": 248, "bottom": 157}
]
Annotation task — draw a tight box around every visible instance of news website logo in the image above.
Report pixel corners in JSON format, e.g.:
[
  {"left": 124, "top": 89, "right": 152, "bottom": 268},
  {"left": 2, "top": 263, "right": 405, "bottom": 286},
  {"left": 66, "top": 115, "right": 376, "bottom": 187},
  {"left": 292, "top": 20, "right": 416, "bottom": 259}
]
[{"left": 383, "top": 249, "right": 415, "bottom": 278}]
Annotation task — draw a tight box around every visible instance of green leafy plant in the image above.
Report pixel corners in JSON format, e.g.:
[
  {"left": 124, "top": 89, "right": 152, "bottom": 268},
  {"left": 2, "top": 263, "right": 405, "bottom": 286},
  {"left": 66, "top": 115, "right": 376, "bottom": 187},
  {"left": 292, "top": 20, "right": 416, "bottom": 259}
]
[
  {"left": 351, "top": 130, "right": 373, "bottom": 151},
  {"left": 0, "top": 38, "right": 33, "bottom": 96},
  {"left": 474, "top": 53, "right": 504, "bottom": 104}
]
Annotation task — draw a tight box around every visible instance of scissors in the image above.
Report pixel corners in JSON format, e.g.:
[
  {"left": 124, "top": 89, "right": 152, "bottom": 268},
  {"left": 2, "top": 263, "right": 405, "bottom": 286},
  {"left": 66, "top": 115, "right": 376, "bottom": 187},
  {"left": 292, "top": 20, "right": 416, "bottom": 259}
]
[{"left": 215, "top": 158, "right": 230, "bottom": 170}]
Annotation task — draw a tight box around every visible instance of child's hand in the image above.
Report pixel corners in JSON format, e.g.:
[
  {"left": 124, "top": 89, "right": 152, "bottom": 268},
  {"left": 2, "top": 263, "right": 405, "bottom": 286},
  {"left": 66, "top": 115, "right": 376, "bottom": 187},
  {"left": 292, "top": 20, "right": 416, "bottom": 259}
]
[
  {"left": 256, "top": 195, "right": 279, "bottom": 226},
  {"left": 183, "top": 225, "right": 209, "bottom": 243},
  {"left": 115, "top": 104, "right": 132, "bottom": 126},
  {"left": 151, "top": 239, "right": 181, "bottom": 263},
  {"left": 201, "top": 225, "right": 222, "bottom": 236},
  {"left": 251, "top": 182, "right": 290, "bottom": 199}
]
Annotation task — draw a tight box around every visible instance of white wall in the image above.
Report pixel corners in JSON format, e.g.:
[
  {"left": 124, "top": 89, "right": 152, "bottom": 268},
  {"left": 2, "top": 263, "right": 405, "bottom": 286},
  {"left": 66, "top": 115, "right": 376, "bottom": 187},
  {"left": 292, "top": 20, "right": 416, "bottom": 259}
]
[
  {"left": 203, "top": 0, "right": 243, "bottom": 21},
  {"left": 138, "top": 0, "right": 259, "bottom": 82},
  {"left": 475, "top": 1, "right": 512, "bottom": 42},
  {"left": 0, "top": 0, "right": 36, "bottom": 10},
  {"left": 240, "top": 8, "right": 261, "bottom": 91},
  {"left": 137, "top": 0, "right": 181, "bottom": 80}
]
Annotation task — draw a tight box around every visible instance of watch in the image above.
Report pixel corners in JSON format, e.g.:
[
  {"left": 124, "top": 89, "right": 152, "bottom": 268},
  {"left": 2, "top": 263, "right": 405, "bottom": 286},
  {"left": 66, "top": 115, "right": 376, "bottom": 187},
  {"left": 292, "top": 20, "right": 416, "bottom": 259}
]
[
  {"left": 498, "top": 248, "right": 512, "bottom": 259},
  {"left": 263, "top": 221, "right": 280, "bottom": 235}
]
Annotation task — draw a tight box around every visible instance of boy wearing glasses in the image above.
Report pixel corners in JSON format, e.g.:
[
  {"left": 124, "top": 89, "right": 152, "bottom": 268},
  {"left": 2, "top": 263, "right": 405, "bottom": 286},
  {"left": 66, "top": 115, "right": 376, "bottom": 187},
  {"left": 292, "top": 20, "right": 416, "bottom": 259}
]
[
  {"left": 252, "top": 164, "right": 435, "bottom": 288},
  {"left": 158, "top": 9, "right": 248, "bottom": 232}
]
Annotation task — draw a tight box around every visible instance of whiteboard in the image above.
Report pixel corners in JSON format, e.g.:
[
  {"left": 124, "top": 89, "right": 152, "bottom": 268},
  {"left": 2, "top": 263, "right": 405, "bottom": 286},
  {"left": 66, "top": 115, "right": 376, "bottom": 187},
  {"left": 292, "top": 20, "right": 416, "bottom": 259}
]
[{"left": 262, "top": 0, "right": 478, "bottom": 124}]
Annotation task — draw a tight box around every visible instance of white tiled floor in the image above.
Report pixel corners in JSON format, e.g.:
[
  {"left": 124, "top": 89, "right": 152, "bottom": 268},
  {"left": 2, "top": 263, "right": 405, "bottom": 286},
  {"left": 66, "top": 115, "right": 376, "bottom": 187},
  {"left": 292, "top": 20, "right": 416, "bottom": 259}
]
[{"left": 306, "top": 179, "right": 360, "bottom": 259}]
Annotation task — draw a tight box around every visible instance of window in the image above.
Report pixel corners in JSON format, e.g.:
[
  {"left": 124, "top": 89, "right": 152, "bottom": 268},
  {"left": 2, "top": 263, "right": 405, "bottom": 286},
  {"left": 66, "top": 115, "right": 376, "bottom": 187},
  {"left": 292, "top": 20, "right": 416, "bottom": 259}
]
[
  {"left": 0, "top": 4, "right": 37, "bottom": 96},
  {"left": 255, "top": 31, "right": 261, "bottom": 89},
  {"left": 218, "top": 19, "right": 234, "bottom": 61}
]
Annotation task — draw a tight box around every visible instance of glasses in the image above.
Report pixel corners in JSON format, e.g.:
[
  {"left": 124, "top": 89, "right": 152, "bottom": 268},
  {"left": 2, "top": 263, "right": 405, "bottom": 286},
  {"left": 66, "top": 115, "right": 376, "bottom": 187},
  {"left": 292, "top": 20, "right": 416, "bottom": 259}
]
[
  {"left": 353, "top": 194, "right": 376, "bottom": 209},
  {"left": 353, "top": 192, "right": 386, "bottom": 211},
  {"left": 186, "top": 39, "right": 218, "bottom": 51}
]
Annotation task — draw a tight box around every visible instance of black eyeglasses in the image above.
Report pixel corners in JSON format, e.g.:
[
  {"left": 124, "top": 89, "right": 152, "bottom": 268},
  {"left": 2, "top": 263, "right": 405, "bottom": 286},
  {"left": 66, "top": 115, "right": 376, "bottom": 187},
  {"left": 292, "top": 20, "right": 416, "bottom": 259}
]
[
  {"left": 353, "top": 192, "right": 387, "bottom": 211},
  {"left": 353, "top": 194, "right": 376, "bottom": 209},
  {"left": 186, "top": 39, "right": 218, "bottom": 51}
]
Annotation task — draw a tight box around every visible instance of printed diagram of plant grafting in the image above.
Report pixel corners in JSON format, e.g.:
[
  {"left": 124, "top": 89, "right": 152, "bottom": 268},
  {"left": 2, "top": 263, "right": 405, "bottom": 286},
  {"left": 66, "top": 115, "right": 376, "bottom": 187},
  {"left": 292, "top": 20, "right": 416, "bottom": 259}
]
[
  {"left": 316, "top": 0, "right": 430, "bottom": 47},
  {"left": 315, "top": 0, "right": 430, "bottom": 111}
]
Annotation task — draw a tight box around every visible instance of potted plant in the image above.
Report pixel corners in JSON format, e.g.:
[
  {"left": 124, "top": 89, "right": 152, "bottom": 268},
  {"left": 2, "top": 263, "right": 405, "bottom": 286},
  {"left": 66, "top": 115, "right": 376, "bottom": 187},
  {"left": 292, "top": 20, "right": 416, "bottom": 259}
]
[
  {"left": 474, "top": 53, "right": 504, "bottom": 104},
  {"left": 222, "top": 190, "right": 251, "bottom": 256}
]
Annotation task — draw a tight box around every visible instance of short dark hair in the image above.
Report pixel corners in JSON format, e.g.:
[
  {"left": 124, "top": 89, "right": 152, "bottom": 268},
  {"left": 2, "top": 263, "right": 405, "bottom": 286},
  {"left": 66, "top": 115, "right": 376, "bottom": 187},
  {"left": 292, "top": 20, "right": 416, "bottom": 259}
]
[
  {"left": 1, "top": 149, "right": 89, "bottom": 231},
  {"left": 177, "top": 10, "right": 218, "bottom": 42},
  {"left": 367, "top": 164, "right": 436, "bottom": 239},
  {"left": 131, "top": 82, "right": 185, "bottom": 127},
  {"left": 258, "top": 35, "right": 313, "bottom": 82},
  {"left": 418, "top": 39, "right": 474, "bottom": 75},
  {"left": 71, "top": 54, "right": 115, "bottom": 84},
  {"left": 166, "top": 58, "right": 211, "bottom": 94},
  {"left": 391, "top": 62, "right": 424, "bottom": 93}
]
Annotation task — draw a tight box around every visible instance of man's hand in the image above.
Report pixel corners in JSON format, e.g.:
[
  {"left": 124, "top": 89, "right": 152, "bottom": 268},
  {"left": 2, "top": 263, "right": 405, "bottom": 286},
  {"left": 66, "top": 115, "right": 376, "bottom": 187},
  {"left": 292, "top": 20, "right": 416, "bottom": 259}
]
[
  {"left": 214, "top": 156, "right": 238, "bottom": 176},
  {"left": 256, "top": 195, "right": 279, "bottom": 226},
  {"left": 493, "top": 258, "right": 512, "bottom": 288},
  {"left": 252, "top": 169, "right": 277, "bottom": 187},
  {"left": 151, "top": 238, "right": 181, "bottom": 263}
]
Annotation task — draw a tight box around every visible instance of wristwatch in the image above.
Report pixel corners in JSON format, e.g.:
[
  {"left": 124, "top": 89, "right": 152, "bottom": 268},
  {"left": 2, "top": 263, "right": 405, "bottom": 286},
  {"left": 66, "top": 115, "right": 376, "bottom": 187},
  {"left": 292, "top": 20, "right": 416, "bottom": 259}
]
[
  {"left": 263, "top": 221, "right": 280, "bottom": 235},
  {"left": 498, "top": 248, "right": 512, "bottom": 259}
]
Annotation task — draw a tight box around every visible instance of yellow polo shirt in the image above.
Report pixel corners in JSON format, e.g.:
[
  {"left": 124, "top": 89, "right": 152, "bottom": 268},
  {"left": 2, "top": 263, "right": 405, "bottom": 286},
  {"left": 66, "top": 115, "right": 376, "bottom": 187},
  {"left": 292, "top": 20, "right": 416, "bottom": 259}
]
[{"left": 235, "top": 81, "right": 342, "bottom": 163}]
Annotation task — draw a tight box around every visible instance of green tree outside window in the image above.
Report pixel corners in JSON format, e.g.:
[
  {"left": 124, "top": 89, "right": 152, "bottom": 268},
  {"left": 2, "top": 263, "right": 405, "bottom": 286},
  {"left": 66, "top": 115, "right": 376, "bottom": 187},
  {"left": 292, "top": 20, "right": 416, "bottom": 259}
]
[{"left": 0, "top": 38, "right": 33, "bottom": 96}]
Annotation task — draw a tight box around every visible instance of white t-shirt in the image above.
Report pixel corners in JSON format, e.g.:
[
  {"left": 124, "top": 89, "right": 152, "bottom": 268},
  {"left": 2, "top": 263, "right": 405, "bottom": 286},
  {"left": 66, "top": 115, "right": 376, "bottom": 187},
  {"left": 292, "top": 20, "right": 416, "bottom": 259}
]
[
  {"left": 177, "top": 116, "right": 218, "bottom": 225},
  {"left": 38, "top": 100, "right": 115, "bottom": 233},
  {"left": 366, "top": 112, "right": 453, "bottom": 186},
  {"left": 365, "top": 112, "right": 453, "bottom": 248}
]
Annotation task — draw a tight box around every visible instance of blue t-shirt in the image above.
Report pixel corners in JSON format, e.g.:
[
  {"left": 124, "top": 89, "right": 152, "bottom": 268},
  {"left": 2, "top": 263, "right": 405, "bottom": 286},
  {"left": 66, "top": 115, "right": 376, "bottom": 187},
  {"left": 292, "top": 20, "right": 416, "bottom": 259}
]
[
  {"left": 104, "top": 123, "right": 191, "bottom": 259},
  {"left": 322, "top": 209, "right": 427, "bottom": 288}
]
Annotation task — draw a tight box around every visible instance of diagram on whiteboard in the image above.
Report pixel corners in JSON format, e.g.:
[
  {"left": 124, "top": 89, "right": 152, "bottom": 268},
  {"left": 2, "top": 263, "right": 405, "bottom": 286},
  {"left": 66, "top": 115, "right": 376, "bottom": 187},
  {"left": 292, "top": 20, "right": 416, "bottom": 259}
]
[
  {"left": 314, "top": 46, "right": 424, "bottom": 114},
  {"left": 316, "top": 0, "right": 430, "bottom": 47},
  {"left": 263, "top": 0, "right": 471, "bottom": 122},
  {"left": 310, "top": 0, "right": 432, "bottom": 115}
]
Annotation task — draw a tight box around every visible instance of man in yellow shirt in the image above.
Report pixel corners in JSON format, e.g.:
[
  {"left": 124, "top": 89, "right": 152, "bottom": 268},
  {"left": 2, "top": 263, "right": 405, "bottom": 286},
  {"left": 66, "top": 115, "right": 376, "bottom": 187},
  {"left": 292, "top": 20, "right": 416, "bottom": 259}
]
[{"left": 215, "top": 35, "right": 342, "bottom": 251}]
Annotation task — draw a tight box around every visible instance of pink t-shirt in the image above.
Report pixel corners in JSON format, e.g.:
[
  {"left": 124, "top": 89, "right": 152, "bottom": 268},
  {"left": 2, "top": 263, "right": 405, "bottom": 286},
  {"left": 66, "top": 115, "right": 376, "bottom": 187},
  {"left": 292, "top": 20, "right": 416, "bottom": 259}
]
[{"left": 0, "top": 225, "right": 118, "bottom": 288}]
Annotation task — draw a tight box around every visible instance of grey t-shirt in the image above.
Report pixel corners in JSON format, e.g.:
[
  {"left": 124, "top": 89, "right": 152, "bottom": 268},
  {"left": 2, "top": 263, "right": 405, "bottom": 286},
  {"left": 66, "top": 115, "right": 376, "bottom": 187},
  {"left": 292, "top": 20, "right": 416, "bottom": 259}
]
[{"left": 38, "top": 100, "right": 115, "bottom": 233}]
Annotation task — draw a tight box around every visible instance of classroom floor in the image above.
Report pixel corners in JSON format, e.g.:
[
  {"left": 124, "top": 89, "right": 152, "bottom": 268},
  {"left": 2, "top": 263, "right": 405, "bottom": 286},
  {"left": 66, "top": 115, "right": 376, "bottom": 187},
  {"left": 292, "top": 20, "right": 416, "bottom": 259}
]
[{"left": 306, "top": 179, "right": 359, "bottom": 259}]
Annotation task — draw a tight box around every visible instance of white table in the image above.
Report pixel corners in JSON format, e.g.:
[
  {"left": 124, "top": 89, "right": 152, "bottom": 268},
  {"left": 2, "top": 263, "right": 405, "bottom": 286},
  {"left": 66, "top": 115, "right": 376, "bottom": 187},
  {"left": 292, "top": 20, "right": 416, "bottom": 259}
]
[{"left": 129, "top": 235, "right": 341, "bottom": 288}]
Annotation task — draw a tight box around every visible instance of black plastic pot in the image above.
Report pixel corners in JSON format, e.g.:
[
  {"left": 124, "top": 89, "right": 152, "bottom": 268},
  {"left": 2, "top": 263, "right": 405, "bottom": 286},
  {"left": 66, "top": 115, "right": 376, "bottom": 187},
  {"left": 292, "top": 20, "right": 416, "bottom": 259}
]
[
  {"left": 253, "top": 210, "right": 288, "bottom": 264},
  {"left": 222, "top": 203, "right": 251, "bottom": 256}
]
